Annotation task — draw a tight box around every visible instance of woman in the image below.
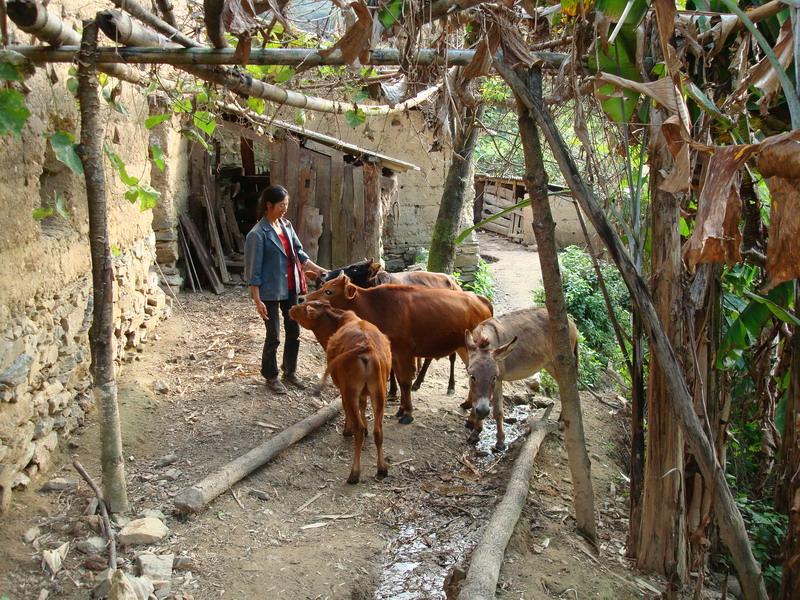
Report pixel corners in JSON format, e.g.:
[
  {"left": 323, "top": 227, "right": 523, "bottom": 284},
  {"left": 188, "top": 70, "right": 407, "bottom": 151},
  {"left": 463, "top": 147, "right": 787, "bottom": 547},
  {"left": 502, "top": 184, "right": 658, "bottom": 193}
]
[{"left": 245, "top": 185, "right": 326, "bottom": 394}]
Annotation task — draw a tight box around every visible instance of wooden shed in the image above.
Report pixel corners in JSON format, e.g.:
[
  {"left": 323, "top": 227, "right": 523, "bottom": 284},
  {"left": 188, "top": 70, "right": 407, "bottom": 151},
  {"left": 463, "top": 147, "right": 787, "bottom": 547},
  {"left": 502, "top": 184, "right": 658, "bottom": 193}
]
[
  {"left": 473, "top": 175, "right": 587, "bottom": 248},
  {"left": 181, "top": 114, "right": 419, "bottom": 292}
]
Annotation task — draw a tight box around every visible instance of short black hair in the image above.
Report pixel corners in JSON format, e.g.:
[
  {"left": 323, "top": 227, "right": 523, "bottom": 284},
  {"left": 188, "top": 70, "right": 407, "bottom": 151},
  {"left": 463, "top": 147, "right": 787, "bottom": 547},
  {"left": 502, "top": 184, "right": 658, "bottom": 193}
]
[{"left": 258, "top": 185, "right": 289, "bottom": 215}]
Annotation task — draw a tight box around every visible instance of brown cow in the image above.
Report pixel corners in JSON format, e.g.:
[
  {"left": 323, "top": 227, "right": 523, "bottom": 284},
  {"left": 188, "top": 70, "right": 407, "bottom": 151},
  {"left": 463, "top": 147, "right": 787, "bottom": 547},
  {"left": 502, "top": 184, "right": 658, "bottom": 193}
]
[
  {"left": 464, "top": 307, "right": 579, "bottom": 450},
  {"left": 367, "top": 262, "right": 462, "bottom": 396},
  {"left": 289, "top": 301, "right": 392, "bottom": 484},
  {"left": 304, "top": 274, "right": 493, "bottom": 424}
]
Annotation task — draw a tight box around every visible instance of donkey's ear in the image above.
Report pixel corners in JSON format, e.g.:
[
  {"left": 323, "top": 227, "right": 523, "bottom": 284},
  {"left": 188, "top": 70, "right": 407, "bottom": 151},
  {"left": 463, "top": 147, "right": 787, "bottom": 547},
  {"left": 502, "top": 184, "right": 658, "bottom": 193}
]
[
  {"left": 493, "top": 336, "right": 518, "bottom": 361},
  {"left": 465, "top": 329, "right": 478, "bottom": 351}
]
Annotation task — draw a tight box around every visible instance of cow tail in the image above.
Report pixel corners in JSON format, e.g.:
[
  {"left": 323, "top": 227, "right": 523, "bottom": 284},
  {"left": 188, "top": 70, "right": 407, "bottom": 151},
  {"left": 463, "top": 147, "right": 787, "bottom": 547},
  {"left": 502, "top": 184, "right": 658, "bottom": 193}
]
[{"left": 573, "top": 337, "right": 579, "bottom": 378}]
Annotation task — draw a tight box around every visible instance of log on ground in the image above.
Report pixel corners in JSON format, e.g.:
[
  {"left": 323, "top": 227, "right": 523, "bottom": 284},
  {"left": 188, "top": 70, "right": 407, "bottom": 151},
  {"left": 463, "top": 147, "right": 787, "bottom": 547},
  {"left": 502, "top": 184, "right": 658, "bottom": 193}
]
[
  {"left": 458, "top": 406, "right": 556, "bottom": 600},
  {"left": 174, "top": 398, "right": 343, "bottom": 513}
]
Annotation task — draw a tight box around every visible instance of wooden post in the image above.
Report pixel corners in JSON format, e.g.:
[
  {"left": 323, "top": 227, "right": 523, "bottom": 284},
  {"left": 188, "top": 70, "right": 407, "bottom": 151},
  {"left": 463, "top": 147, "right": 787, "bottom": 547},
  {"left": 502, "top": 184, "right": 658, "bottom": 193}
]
[
  {"left": 514, "top": 69, "right": 597, "bottom": 546},
  {"left": 76, "top": 16, "right": 128, "bottom": 513}
]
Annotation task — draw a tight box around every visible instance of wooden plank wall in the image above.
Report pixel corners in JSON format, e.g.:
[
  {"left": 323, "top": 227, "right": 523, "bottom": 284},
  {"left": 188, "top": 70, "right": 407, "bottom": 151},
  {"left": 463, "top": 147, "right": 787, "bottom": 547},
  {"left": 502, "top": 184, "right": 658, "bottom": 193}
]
[{"left": 478, "top": 179, "right": 527, "bottom": 241}]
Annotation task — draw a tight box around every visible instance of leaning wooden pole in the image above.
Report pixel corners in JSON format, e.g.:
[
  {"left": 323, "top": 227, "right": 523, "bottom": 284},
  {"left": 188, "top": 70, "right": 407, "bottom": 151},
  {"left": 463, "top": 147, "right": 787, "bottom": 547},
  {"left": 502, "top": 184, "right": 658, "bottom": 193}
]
[
  {"left": 458, "top": 407, "right": 556, "bottom": 600},
  {"left": 77, "top": 17, "right": 129, "bottom": 514},
  {"left": 514, "top": 69, "right": 597, "bottom": 546},
  {"left": 174, "top": 398, "right": 343, "bottom": 513},
  {"left": 493, "top": 57, "right": 768, "bottom": 600}
]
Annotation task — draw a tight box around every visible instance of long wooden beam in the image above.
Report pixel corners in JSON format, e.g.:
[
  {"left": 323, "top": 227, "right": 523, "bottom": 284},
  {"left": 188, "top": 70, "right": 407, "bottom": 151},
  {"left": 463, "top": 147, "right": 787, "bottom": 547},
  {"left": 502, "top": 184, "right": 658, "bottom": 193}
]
[{"left": 6, "top": 45, "right": 567, "bottom": 67}]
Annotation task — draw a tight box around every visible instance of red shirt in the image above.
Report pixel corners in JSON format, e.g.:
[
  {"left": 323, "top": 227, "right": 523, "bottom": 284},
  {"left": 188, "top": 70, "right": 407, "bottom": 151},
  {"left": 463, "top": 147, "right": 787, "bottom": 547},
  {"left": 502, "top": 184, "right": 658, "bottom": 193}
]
[{"left": 277, "top": 231, "right": 296, "bottom": 290}]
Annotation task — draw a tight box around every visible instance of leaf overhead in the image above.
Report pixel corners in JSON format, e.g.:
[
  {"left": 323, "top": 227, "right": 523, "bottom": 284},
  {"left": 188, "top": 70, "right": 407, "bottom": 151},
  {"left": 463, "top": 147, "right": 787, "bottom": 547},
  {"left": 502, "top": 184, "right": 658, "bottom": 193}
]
[{"left": 319, "top": 2, "right": 373, "bottom": 65}]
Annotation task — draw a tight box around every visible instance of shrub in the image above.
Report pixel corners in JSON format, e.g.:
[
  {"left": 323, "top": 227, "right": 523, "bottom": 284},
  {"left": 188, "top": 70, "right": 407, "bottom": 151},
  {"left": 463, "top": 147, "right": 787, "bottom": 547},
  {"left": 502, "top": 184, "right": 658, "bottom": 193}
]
[
  {"left": 454, "top": 259, "right": 495, "bottom": 301},
  {"left": 533, "top": 245, "right": 631, "bottom": 389}
]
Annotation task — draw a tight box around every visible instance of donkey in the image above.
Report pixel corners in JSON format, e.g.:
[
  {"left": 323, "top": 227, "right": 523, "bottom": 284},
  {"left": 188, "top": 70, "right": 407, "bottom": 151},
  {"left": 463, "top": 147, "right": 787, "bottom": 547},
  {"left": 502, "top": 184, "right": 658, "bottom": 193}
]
[{"left": 465, "top": 307, "right": 579, "bottom": 451}]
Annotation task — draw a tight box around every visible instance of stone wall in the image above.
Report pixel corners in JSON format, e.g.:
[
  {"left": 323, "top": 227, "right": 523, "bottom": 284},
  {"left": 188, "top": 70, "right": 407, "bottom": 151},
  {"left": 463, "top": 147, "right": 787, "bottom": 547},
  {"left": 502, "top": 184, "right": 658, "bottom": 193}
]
[{"left": 0, "top": 0, "right": 181, "bottom": 512}]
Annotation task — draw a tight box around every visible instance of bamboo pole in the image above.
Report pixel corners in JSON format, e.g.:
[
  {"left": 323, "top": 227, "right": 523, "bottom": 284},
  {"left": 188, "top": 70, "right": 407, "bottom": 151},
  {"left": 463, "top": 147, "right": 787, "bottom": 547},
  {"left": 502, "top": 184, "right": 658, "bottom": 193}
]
[
  {"left": 174, "top": 398, "right": 343, "bottom": 513},
  {"left": 458, "top": 407, "right": 556, "bottom": 600},
  {"left": 493, "top": 57, "right": 769, "bottom": 600},
  {"left": 6, "top": 0, "right": 147, "bottom": 85},
  {"left": 2, "top": 45, "right": 567, "bottom": 67}
]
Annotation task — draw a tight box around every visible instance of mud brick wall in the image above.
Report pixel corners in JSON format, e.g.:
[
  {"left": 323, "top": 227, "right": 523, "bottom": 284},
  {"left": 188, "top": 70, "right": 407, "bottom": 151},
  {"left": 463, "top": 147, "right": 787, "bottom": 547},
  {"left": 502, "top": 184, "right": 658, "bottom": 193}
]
[{"left": 0, "top": 0, "right": 184, "bottom": 512}]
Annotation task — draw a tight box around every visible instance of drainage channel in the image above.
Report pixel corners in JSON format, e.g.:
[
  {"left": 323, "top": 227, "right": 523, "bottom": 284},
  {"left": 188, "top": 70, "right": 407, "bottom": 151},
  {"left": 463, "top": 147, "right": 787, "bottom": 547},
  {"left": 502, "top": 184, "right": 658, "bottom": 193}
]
[{"left": 374, "top": 404, "right": 536, "bottom": 599}]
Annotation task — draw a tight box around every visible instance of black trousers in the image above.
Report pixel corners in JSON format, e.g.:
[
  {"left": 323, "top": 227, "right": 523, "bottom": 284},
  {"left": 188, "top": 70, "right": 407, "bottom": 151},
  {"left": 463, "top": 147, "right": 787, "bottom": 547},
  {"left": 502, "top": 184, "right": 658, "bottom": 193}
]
[{"left": 260, "top": 291, "right": 300, "bottom": 380}]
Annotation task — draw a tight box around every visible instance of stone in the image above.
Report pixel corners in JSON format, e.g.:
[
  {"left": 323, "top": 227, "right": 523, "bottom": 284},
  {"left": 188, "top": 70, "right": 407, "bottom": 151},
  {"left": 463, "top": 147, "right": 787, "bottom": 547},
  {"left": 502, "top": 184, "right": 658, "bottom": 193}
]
[
  {"left": 153, "top": 380, "right": 169, "bottom": 394},
  {"left": 33, "top": 417, "right": 54, "bottom": 440},
  {"left": 0, "top": 353, "right": 33, "bottom": 389},
  {"left": 83, "top": 554, "right": 109, "bottom": 571},
  {"left": 154, "top": 453, "right": 177, "bottom": 468},
  {"left": 0, "top": 443, "right": 7, "bottom": 462},
  {"left": 12, "top": 471, "right": 30, "bottom": 489},
  {"left": 136, "top": 553, "right": 174, "bottom": 589},
  {"left": 24, "top": 526, "right": 40, "bottom": 543},
  {"left": 118, "top": 518, "right": 169, "bottom": 545},
  {"left": 159, "top": 468, "right": 181, "bottom": 481},
  {"left": 93, "top": 569, "right": 155, "bottom": 600},
  {"left": 172, "top": 555, "right": 195, "bottom": 571},
  {"left": 75, "top": 536, "right": 107, "bottom": 555},
  {"left": 0, "top": 465, "right": 15, "bottom": 513},
  {"left": 137, "top": 508, "right": 167, "bottom": 521},
  {"left": 41, "top": 477, "right": 78, "bottom": 492}
]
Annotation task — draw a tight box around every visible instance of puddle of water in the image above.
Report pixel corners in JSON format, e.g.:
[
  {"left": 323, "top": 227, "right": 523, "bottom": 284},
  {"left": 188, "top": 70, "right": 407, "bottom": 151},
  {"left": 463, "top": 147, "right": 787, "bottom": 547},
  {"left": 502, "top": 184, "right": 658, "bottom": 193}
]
[
  {"left": 473, "top": 403, "right": 533, "bottom": 465},
  {"left": 374, "top": 403, "right": 538, "bottom": 599}
]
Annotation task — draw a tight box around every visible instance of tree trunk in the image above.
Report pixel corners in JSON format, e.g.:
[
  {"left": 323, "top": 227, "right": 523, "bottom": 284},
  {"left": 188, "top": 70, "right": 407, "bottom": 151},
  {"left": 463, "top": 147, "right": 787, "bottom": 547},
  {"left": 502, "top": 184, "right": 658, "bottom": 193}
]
[
  {"left": 626, "top": 314, "right": 646, "bottom": 557},
  {"left": 514, "top": 67, "right": 597, "bottom": 545},
  {"left": 76, "top": 17, "right": 128, "bottom": 513},
  {"left": 637, "top": 109, "right": 687, "bottom": 585},
  {"left": 780, "top": 306, "right": 800, "bottom": 599},
  {"left": 494, "top": 56, "right": 768, "bottom": 600},
  {"left": 427, "top": 103, "right": 484, "bottom": 274}
]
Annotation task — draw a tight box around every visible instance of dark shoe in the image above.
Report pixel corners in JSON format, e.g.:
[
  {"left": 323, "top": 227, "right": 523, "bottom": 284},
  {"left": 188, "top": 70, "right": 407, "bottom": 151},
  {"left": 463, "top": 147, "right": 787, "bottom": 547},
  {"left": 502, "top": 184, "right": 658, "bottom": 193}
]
[
  {"left": 266, "top": 377, "right": 288, "bottom": 395},
  {"left": 282, "top": 373, "right": 307, "bottom": 390}
]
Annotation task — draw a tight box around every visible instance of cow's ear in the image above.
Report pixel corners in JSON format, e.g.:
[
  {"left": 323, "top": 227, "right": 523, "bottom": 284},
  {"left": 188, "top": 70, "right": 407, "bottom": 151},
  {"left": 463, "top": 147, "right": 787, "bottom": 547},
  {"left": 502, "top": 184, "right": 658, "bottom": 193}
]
[
  {"left": 345, "top": 283, "right": 357, "bottom": 300},
  {"left": 305, "top": 270, "right": 318, "bottom": 282},
  {"left": 493, "top": 336, "right": 518, "bottom": 361},
  {"left": 369, "top": 261, "right": 381, "bottom": 276},
  {"left": 465, "top": 329, "right": 477, "bottom": 351}
]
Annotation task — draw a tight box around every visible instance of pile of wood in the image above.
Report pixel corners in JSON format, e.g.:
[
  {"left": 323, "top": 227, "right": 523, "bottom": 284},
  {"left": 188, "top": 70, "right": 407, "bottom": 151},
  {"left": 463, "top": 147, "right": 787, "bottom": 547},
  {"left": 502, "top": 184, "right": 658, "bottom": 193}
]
[
  {"left": 476, "top": 180, "right": 527, "bottom": 242},
  {"left": 180, "top": 144, "right": 249, "bottom": 294}
]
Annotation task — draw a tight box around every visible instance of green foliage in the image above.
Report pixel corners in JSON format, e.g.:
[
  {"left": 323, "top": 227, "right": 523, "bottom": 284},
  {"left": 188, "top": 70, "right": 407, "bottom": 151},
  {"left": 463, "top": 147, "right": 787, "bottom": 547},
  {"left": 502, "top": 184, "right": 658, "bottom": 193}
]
[
  {"left": 729, "top": 496, "right": 787, "bottom": 592},
  {"left": 0, "top": 89, "right": 30, "bottom": 136},
  {"left": 533, "top": 246, "right": 632, "bottom": 388},
  {"left": 32, "top": 192, "right": 69, "bottom": 222},
  {"left": 105, "top": 145, "right": 160, "bottom": 211},
  {"left": 0, "top": 62, "right": 23, "bottom": 82},
  {"left": 247, "top": 97, "right": 266, "bottom": 114},
  {"left": 149, "top": 143, "right": 166, "bottom": 172},
  {"left": 49, "top": 131, "right": 84, "bottom": 175},
  {"left": 378, "top": 0, "right": 405, "bottom": 29},
  {"left": 145, "top": 114, "right": 171, "bottom": 129},
  {"left": 345, "top": 107, "right": 366, "bottom": 129},
  {"left": 454, "top": 259, "right": 495, "bottom": 301},
  {"left": 480, "top": 78, "right": 511, "bottom": 103},
  {"left": 192, "top": 111, "right": 217, "bottom": 136}
]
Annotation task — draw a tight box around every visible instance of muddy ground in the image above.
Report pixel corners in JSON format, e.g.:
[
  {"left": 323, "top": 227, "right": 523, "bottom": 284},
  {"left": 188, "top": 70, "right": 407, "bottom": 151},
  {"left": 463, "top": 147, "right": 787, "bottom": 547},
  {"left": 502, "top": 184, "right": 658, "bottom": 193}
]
[{"left": 2, "top": 233, "right": 675, "bottom": 599}]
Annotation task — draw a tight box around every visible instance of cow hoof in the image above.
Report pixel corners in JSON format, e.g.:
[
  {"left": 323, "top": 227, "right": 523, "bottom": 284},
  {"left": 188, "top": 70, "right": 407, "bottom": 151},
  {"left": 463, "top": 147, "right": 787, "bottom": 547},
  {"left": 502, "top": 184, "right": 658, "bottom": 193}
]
[
  {"left": 447, "top": 388, "right": 455, "bottom": 396},
  {"left": 467, "top": 431, "right": 480, "bottom": 445},
  {"left": 395, "top": 408, "right": 405, "bottom": 418},
  {"left": 376, "top": 468, "right": 388, "bottom": 480},
  {"left": 398, "top": 414, "right": 414, "bottom": 425},
  {"left": 347, "top": 474, "right": 360, "bottom": 484},
  {"left": 459, "top": 400, "right": 471, "bottom": 411},
  {"left": 464, "top": 419, "right": 474, "bottom": 430},
  {"left": 493, "top": 442, "right": 507, "bottom": 452}
]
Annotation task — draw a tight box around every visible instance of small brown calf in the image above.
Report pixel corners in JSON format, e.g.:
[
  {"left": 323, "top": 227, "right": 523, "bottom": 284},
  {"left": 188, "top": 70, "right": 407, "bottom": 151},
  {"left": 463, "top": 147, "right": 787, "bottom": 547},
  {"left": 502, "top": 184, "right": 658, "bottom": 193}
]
[{"left": 289, "top": 301, "right": 392, "bottom": 484}]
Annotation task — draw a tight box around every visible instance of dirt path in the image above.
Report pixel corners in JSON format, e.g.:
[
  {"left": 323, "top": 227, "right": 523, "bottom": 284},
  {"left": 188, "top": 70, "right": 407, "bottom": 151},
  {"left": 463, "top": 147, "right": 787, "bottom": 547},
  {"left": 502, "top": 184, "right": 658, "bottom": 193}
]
[{"left": 0, "top": 235, "right": 665, "bottom": 600}]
